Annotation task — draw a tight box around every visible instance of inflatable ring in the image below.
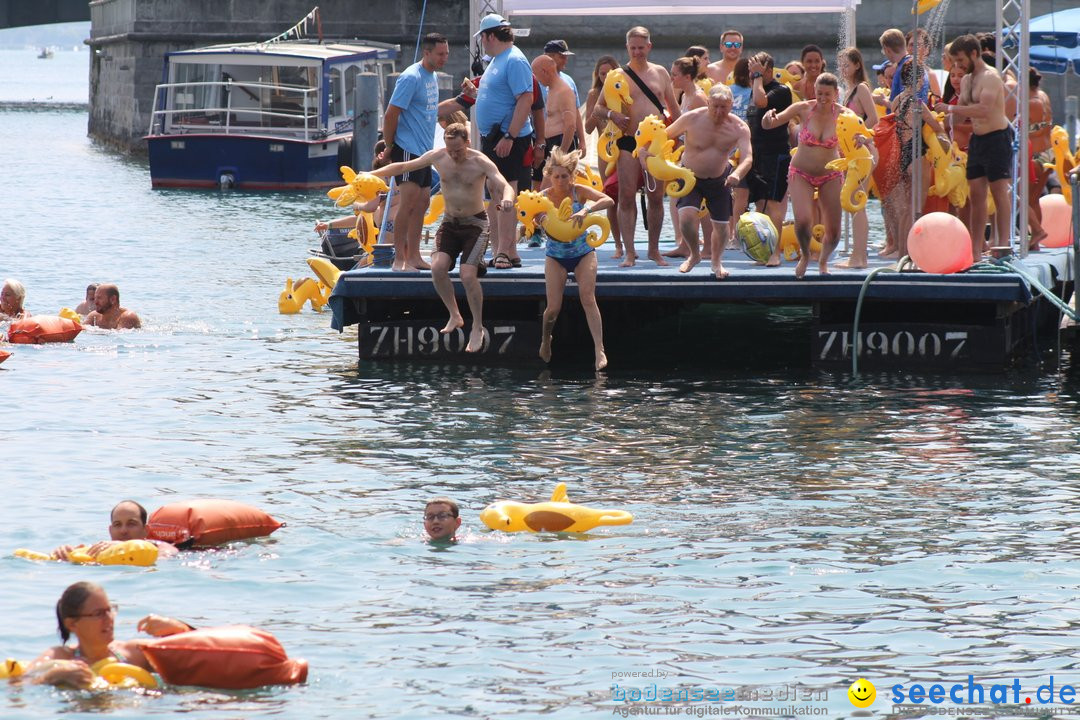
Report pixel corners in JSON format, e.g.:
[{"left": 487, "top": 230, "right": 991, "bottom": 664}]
[
  {"left": 14, "top": 539, "right": 158, "bottom": 567},
  {"left": 95, "top": 662, "right": 158, "bottom": 689},
  {"left": 0, "top": 658, "right": 26, "bottom": 679},
  {"left": 480, "top": 483, "right": 634, "bottom": 533}
]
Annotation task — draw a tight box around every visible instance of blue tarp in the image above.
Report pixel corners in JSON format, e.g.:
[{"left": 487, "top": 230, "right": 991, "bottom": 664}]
[
  {"left": 1029, "top": 8, "right": 1080, "bottom": 49},
  {"left": 1030, "top": 44, "right": 1080, "bottom": 75}
]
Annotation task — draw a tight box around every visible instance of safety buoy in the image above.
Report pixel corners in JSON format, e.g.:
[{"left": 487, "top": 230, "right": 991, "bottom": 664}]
[
  {"left": 146, "top": 499, "right": 283, "bottom": 547},
  {"left": 140, "top": 625, "right": 307, "bottom": 689}
]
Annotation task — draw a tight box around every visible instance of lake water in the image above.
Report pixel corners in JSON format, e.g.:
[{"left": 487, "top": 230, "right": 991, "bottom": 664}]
[{"left": 4, "top": 57, "right": 1080, "bottom": 720}]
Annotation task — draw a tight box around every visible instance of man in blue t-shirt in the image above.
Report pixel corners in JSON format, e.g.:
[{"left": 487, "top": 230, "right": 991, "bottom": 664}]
[
  {"left": 474, "top": 14, "right": 534, "bottom": 268},
  {"left": 380, "top": 32, "right": 448, "bottom": 271}
]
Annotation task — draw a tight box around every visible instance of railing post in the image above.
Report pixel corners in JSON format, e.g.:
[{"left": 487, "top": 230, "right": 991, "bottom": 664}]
[
  {"left": 352, "top": 73, "right": 379, "bottom": 171},
  {"left": 1073, "top": 172, "right": 1080, "bottom": 314}
]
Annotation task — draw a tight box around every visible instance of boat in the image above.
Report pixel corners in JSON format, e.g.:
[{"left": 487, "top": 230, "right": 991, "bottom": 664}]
[
  {"left": 37, "top": 47, "right": 54, "bottom": 59},
  {"left": 145, "top": 12, "right": 398, "bottom": 190}
]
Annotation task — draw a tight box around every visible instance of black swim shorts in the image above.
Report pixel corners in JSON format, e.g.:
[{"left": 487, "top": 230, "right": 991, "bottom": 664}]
[
  {"left": 675, "top": 170, "right": 734, "bottom": 222},
  {"left": 748, "top": 152, "right": 791, "bottom": 204},
  {"left": 481, "top": 129, "right": 531, "bottom": 185},
  {"left": 390, "top": 145, "right": 433, "bottom": 188},
  {"left": 966, "top": 127, "right": 1014, "bottom": 183}
]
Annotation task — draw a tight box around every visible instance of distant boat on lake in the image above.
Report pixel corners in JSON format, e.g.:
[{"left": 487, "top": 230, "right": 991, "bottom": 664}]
[{"left": 37, "top": 47, "right": 54, "bottom": 59}]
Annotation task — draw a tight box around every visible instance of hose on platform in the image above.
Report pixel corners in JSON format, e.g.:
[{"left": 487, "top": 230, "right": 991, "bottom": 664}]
[{"left": 851, "top": 256, "right": 913, "bottom": 377}]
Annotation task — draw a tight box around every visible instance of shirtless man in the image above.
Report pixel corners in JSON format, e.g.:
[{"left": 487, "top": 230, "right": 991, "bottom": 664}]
[
  {"left": 53, "top": 500, "right": 178, "bottom": 561},
  {"left": 936, "top": 34, "right": 1012, "bottom": 263},
  {"left": 75, "top": 283, "right": 98, "bottom": 316},
  {"left": 706, "top": 29, "right": 743, "bottom": 86},
  {"left": 593, "top": 26, "right": 680, "bottom": 267},
  {"left": 85, "top": 283, "right": 141, "bottom": 329},
  {"left": 371, "top": 123, "right": 515, "bottom": 353},
  {"left": 656, "top": 85, "right": 752, "bottom": 279},
  {"left": 531, "top": 55, "right": 584, "bottom": 156}
]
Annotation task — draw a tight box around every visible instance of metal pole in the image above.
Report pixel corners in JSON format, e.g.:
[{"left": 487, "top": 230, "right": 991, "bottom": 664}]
[
  {"left": 352, "top": 72, "right": 379, "bottom": 171},
  {"left": 1067, "top": 94, "right": 1078, "bottom": 156},
  {"left": 1073, "top": 172, "right": 1080, "bottom": 314},
  {"left": 911, "top": 0, "right": 922, "bottom": 230}
]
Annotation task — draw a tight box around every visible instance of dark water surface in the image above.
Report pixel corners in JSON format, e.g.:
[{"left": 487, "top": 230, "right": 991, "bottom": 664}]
[{"left": 4, "top": 110, "right": 1080, "bottom": 720}]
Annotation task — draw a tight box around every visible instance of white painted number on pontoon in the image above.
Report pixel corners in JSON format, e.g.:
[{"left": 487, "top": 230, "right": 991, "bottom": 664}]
[
  {"left": 818, "top": 330, "right": 969, "bottom": 360},
  {"left": 366, "top": 325, "right": 517, "bottom": 355}
]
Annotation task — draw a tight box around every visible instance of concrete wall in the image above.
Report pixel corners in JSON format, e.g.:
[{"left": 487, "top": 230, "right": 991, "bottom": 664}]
[{"left": 88, "top": 0, "right": 1072, "bottom": 153}]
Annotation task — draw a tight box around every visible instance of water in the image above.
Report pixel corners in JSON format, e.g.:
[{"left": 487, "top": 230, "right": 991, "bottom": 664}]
[
  {"left": 0, "top": 49, "right": 90, "bottom": 103},
  {"left": 4, "top": 93, "right": 1080, "bottom": 720}
]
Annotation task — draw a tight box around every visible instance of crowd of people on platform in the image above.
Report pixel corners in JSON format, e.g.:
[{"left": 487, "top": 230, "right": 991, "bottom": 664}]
[{"left": 313, "top": 20, "right": 1077, "bottom": 371}]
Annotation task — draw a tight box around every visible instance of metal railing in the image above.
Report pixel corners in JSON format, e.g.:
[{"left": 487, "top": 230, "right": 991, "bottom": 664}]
[{"left": 148, "top": 80, "right": 320, "bottom": 139}]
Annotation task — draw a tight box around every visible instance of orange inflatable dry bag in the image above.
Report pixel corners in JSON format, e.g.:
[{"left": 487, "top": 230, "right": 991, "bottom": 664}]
[
  {"left": 139, "top": 625, "right": 307, "bottom": 689},
  {"left": 146, "top": 499, "right": 282, "bottom": 547},
  {"left": 7, "top": 316, "right": 82, "bottom": 344}
]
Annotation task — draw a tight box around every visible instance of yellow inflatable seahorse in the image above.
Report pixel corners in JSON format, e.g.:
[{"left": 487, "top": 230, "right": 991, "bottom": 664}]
[
  {"left": 921, "top": 119, "right": 966, "bottom": 202},
  {"left": 278, "top": 277, "right": 330, "bottom": 314},
  {"left": 825, "top": 111, "right": 875, "bottom": 213},
  {"left": 327, "top": 167, "right": 389, "bottom": 253},
  {"left": 633, "top": 114, "right": 696, "bottom": 198},
  {"left": 598, "top": 69, "right": 633, "bottom": 177},
  {"left": 695, "top": 77, "right": 715, "bottom": 95},
  {"left": 947, "top": 144, "right": 970, "bottom": 208},
  {"left": 575, "top": 164, "right": 604, "bottom": 192},
  {"left": 1045, "top": 126, "right": 1077, "bottom": 205},
  {"left": 515, "top": 190, "right": 610, "bottom": 249}
]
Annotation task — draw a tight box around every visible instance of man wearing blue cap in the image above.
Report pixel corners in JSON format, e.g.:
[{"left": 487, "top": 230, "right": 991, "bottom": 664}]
[{"left": 474, "top": 13, "right": 534, "bottom": 269}]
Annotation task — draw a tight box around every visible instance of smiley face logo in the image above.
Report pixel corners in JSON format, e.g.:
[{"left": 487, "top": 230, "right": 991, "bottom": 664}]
[{"left": 848, "top": 678, "right": 876, "bottom": 708}]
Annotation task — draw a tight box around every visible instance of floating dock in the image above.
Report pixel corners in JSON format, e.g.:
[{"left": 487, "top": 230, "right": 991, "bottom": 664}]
[{"left": 327, "top": 245, "right": 1075, "bottom": 371}]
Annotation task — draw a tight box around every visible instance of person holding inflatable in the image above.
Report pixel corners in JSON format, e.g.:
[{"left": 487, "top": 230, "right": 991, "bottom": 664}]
[
  {"left": 52, "top": 500, "right": 177, "bottom": 561},
  {"left": 535, "top": 148, "right": 614, "bottom": 371},
  {"left": 761, "top": 73, "right": 851, "bottom": 277},
  {"left": 26, "top": 581, "right": 192, "bottom": 687},
  {"left": 85, "top": 283, "right": 140, "bottom": 330},
  {"left": 1, "top": 279, "right": 28, "bottom": 320}
]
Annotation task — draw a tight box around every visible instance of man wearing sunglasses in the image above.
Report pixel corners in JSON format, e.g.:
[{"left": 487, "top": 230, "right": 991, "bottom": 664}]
[{"left": 707, "top": 30, "right": 744, "bottom": 86}]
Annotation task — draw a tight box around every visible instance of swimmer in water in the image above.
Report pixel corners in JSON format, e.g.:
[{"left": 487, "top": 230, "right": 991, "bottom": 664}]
[
  {"left": 25, "top": 581, "right": 193, "bottom": 687},
  {"left": 84, "top": 283, "right": 141, "bottom": 329},
  {"left": 52, "top": 500, "right": 177, "bottom": 561},
  {"left": 423, "top": 497, "right": 462, "bottom": 542}
]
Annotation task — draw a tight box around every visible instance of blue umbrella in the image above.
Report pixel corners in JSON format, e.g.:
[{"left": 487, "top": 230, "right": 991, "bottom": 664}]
[
  {"left": 1030, "top": 44, "right": 1080, "bottom": 75},
  {"left": 1029, "top": 7, "right": 1080, "bottom": 49}
]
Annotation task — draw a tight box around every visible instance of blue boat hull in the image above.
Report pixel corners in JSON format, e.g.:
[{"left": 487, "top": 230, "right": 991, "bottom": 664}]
[{"left": 146, "top": 134, "right": 348, "bottom": 190}]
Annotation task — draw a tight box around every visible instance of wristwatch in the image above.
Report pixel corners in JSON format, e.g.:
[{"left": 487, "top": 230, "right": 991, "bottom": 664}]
[{"left": 752, "top": 72, "right": 763, "bottom": 79}]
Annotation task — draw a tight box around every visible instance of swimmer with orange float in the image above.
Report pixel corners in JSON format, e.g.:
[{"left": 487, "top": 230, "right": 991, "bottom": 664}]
[
  {"left": 23, "top": 581, "right": 192, "bottom": 688},
  {"left": 52, "top": 500, "right": 177, "bottom": 562}
]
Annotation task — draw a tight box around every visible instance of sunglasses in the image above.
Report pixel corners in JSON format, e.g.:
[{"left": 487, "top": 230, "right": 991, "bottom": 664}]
[{"left": 723, "top": 41, "right": 743, "bottom": 49}]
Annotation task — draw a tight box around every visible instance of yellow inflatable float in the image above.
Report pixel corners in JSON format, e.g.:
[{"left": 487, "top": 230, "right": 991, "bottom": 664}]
[
  {"left": 90, "top": 658, "right": 158, "bottom": 690},
  {"left": 278, "top": 277, "right": 330, "bottom": 314},
  {"left": 633, "top": 115, "right": 696, "bottom": 198},
  {"left": 327, "top": 167, "right": 389, "bottom": 254},
  {"left": 14, "top": 539, "right": 159, "bottom": 567},
  {"left": 914, "top": 0, "right": 943, "bottom": 14},
  {"left": 480, "top": 483, "right": 634, "bottom": 533},
  {"left": 1046, "top": 126, "right": 1077, "bottom": 205},
  {"left": 778, "top": 221, "right": 824, "bottom": 261},
  {"left": 422, "top": 192, "right": 445, "bottom": 225},
  {"left": 307, "top": 257, "right": 343, "bottom": 290},
  {"left": 921, "top": 120, "right": 966, "bottom": 205},
  {"left": 598, "top": 68, "right": 633, "bottom": 177},
  {"left": 575, "top": 164, "right": 604, "bottom": 192},
  {"left": 0, "top": 659, "right": 26, "bottom": 679},
  {"left": 825, "top": 111, "right": 875, "bottom": 213},
  {"left": 515, "top": 190, "right": 610, "bottom": 249}
]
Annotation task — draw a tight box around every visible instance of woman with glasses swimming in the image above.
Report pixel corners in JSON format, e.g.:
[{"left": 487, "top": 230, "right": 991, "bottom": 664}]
[{"left": 26, "top": 581, "right": 192, "bottom": 687}]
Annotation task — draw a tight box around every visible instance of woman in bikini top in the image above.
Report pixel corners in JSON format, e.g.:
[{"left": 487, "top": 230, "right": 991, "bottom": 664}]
[{"left": 838, "top": 47, "right": 878, "bottom": 130}]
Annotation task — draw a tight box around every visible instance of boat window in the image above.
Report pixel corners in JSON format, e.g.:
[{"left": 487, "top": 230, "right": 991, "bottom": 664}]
[
  {"left": 328, "top": 66, "right": 343, "bottom": 117},
  {"left": 170, "top": 62, "right": 222, "bottom": 123}
]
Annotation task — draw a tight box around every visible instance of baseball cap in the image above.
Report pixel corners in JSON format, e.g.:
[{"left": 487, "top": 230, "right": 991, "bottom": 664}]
[
  {"left": 544, "top": 39, "right": 574, "bottom": 56},
  {"left": 474, "top": 14, "right": 511, "bottom": 37},
  {"left": 872, "top": 60, "right": 892, "bottom": 71}
]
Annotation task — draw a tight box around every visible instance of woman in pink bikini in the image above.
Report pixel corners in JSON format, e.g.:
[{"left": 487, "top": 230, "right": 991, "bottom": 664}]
[{"left": 760, "top": 72, "right": 849, "bottom": 277}]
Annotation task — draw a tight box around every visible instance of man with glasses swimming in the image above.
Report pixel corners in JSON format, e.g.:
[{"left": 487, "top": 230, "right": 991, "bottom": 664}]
[
  {"left": 423, "top": 498, "right": 462, "bottom": 542},
  {"left": 707, "top": 30, "right": 744, "bottom": 86}
]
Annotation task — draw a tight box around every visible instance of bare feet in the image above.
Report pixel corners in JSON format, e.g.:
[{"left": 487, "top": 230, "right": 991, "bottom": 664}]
[
  {"left": 766, "top": 251, "right": 781, "bottom": 268},
  {"left": 612, "top": 246, "right": 625, "bottom": 260},
  {"left": 539, "top": 335, "right": 552, "bottom": 363},
  {"left": 1029, "top": 230, "right": 1047, "bottom": 251},
  {"left": 440, "top": 317, "right": 464, "bottom": 334},
  {"left": 392, "top": 262, "right": 407, "bottom": 272},
  {"left": 619, "top": 252, "right": 638, "bottom": 268},
  {"left": 408, "top": 258, "right": 431, "bottom": 271},
  {"left": 663, "top": 242, "right": 690, "bottom": 258},
  {"left": 878, "top": 247, "right": 898, "bottom": 259},
  {"left": 835, "top": 258, "right": 867, "bottom": 270},
  {"left": 679, "top": 255, "right": 701, "bottom": 273},
  {"left": 465, "top": 327, "right": 485, "bottom": 353},
  {"left": 647, "top": 252, "right": 670, "bottom": 267},
  {"left": 818, "top": 261, "right": 831, "bottom": 276},
  {"left": 795, "top": 255, "right": 809, "bottom": 279},
  {"left": 595, "top": 349, "right": 608, "bottom": 371},
  {"left": 713, "top": 262, "right": 730, "bottom": 280}
]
